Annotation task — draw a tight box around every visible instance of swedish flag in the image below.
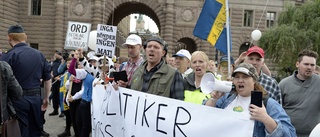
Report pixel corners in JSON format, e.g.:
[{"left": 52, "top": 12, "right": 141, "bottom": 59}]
[{"left": 193, "top": 0, "right": 231, "bottom": 54}]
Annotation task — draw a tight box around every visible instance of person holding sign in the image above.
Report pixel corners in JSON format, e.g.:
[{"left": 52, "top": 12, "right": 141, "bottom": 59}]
[
  {"left": 77, "top": 48, "right": 114, "bottom": 83},
  {"left": 117, "top": 34, "right": 144, "bottom": 87},
  {"left": 129, "top": 37, "right": 184, "bottom": 100},
  {"left": 68, "top": 50, "right": 95, "bottom": 137},
  {"left": 205, "top": 63, "right": 296, "bottom": 137}
]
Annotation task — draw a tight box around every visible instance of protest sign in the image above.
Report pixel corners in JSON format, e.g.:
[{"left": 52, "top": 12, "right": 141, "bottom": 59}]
[
  {"left": 95, "top": 24, "right": 117, "bottom": 57},
  {"left": 91, "top": 85, "right": 254, "bottom": 137},
  {"left": 64, "top": 21, "right": 91, "bottom": 51}
]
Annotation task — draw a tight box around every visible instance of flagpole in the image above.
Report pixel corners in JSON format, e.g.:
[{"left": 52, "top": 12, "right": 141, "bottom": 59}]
[{"left": 226, "top": 0, "right": 231, "bottom": 77}]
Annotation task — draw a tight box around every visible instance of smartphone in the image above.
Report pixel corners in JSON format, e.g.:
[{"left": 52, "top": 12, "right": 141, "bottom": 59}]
[{"left": 250, "top": 91, "right": 262, "bottom": 107}]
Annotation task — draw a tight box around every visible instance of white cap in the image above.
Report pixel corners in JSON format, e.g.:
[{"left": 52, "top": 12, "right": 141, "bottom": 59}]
[
  {"left": 121, "top": 34, "right": 142, "bottom": 48},
  {"left": 172, "top": 49, "right": 191, "bottom": 61},
  {"left": 88, "top": 56, "right": 99, "bottom": 62}
]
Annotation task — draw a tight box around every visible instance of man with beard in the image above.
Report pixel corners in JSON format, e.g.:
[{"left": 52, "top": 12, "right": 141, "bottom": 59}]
[
  {"left": 279, "top": 49, "right": 320, "bottom": 137},
  {"left": 129, "top": 37, "right": 184, "bottom": 100},
  {"left": 117, "top": 34, "right": 144, "bottom": 87},
  {"left": 0, "top": 25, "right": 52, "bottom": 137}
]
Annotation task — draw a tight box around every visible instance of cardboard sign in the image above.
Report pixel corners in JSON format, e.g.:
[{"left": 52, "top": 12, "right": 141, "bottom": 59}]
[
  {"left": 91, "top": 85, "right": 254, "bottom": 137},
  {"left": 95, "top": 24, "right": 117, "bottom": 57},
  {"left": 64, "top": 21, "right": 91, "bottom": 51}
]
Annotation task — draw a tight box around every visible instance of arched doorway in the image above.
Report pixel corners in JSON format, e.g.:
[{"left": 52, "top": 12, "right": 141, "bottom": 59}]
[
  {"left": 107, "top": 2, "right": 160, "bottom": 33},
  {"left": 105, "top": 2, "right": 162, "bottom": 57},
  {"left": 174, "top": 37, "right": 197, "bottom": 54},
  {"left": 239, "top": 42, "right": 251, "bottom": 56}
]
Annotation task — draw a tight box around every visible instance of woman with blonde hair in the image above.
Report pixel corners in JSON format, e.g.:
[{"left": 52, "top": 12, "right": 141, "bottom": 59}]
[
  {"left": 184, "top": 51, "right": 211, "bottom": 104},
  {"left": 205, "top": 63, "right": 296, "bottom": 137}
]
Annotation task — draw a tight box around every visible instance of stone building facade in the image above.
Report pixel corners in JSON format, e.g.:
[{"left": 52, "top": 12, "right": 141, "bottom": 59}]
[{"left": 0, "top": 0, "right": 299, "bottom": 72}]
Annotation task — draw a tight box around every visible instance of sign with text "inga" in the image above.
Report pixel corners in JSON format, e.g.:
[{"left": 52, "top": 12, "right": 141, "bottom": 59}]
[{"left": 95, "top": 24, "right": 117, "bottom": 57}]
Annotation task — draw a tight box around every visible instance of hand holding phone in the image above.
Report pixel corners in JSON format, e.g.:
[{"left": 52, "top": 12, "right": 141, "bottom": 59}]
[
  {"left": 113, "top": 71, "right": 128, "bottom": 82},
  {"left": 251, "top": 91, "right": 262, "bottom": 107}
]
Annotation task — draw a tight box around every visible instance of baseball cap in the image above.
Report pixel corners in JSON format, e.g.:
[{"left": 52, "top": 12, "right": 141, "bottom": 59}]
[
  {"left": 172, "top": 49, "right": 191, "bottom": 61},
  {"left": 219, "top": 55, "right": 234, "bottom": 64},
  {"left": 55, "top": 50, "right": 62, "bottom": 56},
  {"left": 246, "top": 46, "right": 264, "bottom": 58},
  {"left": 232, "top": 63, "right": 258, "bottom": 80},
  {"left": 121, "top": 34, "right": 142, "bottom": 48},
  {"left": 8, "top": 25, "right": 24, "bottom": 34},
  {"left": 144, "top": 37, "right": 168, "bottom": 56}
]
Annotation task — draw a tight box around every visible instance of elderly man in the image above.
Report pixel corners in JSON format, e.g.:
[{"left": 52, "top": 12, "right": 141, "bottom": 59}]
[
  {"left": 129, "top": 37, "right": 184, "bottom": 100},
  {"left": 173, "top": 49, "right": 193, "bottom": 78}
]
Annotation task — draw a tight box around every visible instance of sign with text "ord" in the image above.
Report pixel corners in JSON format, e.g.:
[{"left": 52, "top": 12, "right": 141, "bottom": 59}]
[{"left": 64, "top": 21, "right": 91, "bottom": 51}]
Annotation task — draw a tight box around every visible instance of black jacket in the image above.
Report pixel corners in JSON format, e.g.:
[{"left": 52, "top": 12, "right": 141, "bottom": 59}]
[{"left": 0, "top": 61, "right": 23, "bottom": 122}]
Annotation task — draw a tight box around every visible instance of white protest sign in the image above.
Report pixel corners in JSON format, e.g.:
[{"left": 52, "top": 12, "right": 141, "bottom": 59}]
[
  {"left": 91, "top": 85, "right": 254, "bottom": 137},
  {"left": 95, "top": 24, "right": 117, "bottom": 57},
  {"left": 64, "top": 21, "right": 91, "bottom": 51}
]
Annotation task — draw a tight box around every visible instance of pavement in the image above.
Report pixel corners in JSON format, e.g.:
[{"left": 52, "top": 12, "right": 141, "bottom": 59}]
[{"left": 43, "top": 105, "right": 75, "bottom": 137}]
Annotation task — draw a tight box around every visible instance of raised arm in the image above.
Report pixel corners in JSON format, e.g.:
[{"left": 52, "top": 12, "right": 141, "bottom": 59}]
[{"left": 68, "top": 58, "right": 77, "bottom": 76}]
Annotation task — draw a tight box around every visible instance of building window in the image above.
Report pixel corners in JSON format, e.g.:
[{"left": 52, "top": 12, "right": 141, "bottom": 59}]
[
  {"left": 266, "top": 12, "right": 276, "bottom": 28},
  {"left": 30, "top": 43, "right": 39, "bottom": 49},
  {"left": 243, "top": 10, "right": 253, "bottom": 27},
  {"left": 31, "top": 0, "right": 42, "bottom": 16}
]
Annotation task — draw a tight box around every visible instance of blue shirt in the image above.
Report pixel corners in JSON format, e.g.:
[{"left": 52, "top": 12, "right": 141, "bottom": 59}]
[
  {"left": 215, "top": 93, "right": 296, "bottom": 137},
  {"left": 0, "top": 42, "right": 51, "bottom": 90},
  {"left": 81, "top": 73, "right": 95, "bottom": 102},
  {"left": 74, "top": 69, "right": 95, "bottom": 102}
]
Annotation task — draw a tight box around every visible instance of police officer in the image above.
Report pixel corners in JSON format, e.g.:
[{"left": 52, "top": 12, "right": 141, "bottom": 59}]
[{"left": 0, "top": 25, "right": 52, "bottom": 137}]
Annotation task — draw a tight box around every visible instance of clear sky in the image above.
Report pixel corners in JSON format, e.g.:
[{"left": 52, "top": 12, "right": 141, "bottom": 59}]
[{"left": 129, "top": 14, "right": 159, "bottom": 33}]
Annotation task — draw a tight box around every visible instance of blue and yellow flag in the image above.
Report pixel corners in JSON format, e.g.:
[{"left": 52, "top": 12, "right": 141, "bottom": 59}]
[{"left": 193, "top": 0, "right": 231, "bottom": 54}]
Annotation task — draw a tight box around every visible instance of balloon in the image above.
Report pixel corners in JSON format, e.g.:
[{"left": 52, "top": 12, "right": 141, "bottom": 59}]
[
  {"left": 88, "top": 30, "right": 97, "bottom": 50},
  {"left": 251, "top": 29, "right": 262, "bottom": 41}
]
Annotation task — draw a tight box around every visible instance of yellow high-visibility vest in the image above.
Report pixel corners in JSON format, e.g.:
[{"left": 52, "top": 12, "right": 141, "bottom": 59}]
[{"left": 184, "top": 89, "right": 210, "bottom": 104}]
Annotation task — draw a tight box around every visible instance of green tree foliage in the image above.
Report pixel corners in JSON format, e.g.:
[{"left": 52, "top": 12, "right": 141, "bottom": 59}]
[{"left": 259, "top": 0, "right": 320, "bottom": 76}]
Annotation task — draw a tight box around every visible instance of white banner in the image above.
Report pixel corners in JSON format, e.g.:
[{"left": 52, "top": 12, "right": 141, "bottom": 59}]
[
  {"left": 91, "top": 85, "right": 254, "bottom": 137},
  {"left": 64, "top": 21, "right": 91, "bottom": 51},
  {"left": 95, "top": 24, "right": 117, "bottom": 57}
]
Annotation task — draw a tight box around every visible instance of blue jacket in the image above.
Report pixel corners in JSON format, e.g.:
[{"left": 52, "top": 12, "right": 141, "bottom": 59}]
[
  {"left": 215, "top": 93, "right": 296, "bottom": 137},
  {"left": 81, "top": 73, "right": 94, "bottom": 102}
]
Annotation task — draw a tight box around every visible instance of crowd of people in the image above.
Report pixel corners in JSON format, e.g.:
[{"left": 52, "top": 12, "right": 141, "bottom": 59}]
[{"left": 0, "top": 25, "right": 319, "bottom": 137}]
